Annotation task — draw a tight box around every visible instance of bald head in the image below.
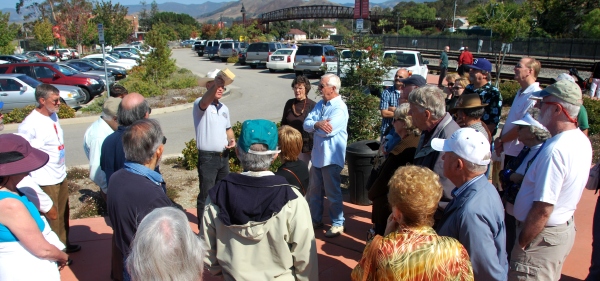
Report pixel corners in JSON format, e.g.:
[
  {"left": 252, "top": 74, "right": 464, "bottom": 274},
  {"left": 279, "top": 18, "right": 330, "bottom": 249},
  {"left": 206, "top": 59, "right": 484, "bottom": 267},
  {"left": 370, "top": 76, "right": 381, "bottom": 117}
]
[
  {"left": 394, "top": 69, "right": 410, "bottom": 90},
  {"left": 117, "top": 92, "right": 150, "bottom": 126}
]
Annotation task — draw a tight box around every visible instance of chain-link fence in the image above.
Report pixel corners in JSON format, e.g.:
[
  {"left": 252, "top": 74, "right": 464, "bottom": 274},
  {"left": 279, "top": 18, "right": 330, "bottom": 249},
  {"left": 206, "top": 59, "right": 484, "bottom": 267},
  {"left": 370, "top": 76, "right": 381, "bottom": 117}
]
[{"left": 331, "top": 35, "right": 600, "bottom": 61}]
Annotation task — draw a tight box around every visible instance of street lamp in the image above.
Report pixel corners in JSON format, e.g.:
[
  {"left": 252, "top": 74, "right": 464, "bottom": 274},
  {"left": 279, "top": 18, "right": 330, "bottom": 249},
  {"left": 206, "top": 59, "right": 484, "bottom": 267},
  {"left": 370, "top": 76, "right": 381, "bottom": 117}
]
[
  {"left": 240, "top": 2, "right": 246, "bottom": 26},
  {"left": 451, "top": 0, "right": 457, "bottom": 32}
]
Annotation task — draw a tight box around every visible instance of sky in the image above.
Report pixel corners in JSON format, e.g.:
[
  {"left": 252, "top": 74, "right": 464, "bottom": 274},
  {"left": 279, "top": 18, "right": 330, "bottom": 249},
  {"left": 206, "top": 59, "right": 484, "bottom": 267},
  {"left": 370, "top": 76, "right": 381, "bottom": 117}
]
[{"left": 1, "top": 0, "right": 394, "bottom": 10}]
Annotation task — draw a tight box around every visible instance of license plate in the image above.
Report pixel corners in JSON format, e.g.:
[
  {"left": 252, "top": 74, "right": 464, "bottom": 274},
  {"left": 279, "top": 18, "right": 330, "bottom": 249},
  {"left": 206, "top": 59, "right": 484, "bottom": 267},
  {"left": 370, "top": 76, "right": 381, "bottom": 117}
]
[
  {"left": 303, "top": 58, "right": 312, "bottom": 63},
  {"left": 253, "top": 60, "right": 260, "bottom": 63},
  {"left": 273, "top": 57, "right": 283, "bottom": 61}
]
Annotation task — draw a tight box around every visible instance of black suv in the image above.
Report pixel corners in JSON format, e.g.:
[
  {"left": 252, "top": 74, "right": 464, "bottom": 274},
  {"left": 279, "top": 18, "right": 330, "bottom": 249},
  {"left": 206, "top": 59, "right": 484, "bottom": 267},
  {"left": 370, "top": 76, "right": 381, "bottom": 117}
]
[{"left": 294, "top": 44, "right": 338, "bottom": 77}]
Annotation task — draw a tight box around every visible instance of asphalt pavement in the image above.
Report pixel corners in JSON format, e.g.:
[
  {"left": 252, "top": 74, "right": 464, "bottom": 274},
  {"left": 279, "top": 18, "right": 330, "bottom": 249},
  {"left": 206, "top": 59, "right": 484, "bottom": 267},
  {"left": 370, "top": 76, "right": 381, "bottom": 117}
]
[{"left": 2, "top": 48, "right": 322, "bottom": 167}]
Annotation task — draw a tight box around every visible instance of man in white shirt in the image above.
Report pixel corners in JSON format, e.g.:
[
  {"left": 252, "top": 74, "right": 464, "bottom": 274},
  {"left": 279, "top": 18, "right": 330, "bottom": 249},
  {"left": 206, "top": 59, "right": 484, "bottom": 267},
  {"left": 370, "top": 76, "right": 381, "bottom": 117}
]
[
  {"left": 83, "top": 97, "right": 120, "bottom": 200},
  {"left": 494, "top": 58, "right": 542, "bottom": 166},
  {"left": 18, "top": 84, "right": 80, "bottom": 253},
  {"left": 509, "top": 80, "right": 592, "bottom": 280}
]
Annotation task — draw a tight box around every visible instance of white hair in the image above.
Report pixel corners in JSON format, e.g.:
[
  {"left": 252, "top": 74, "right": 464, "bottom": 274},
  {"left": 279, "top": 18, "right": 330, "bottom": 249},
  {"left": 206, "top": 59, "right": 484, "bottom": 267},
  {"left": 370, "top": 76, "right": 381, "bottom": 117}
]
[
  {"left": 545, "top": 95, "right": 579, "bottom": 118},
  {"left": 126, "top": 207, "right": 205, "bottom": 281},
  {"left": 408, "top": 86, "right": 447, "bottom": 120},
  {"left": 322, "top": 73, "right": 341, "bottom": 94},
  {"left": 236, "top": 143, "right": 276, "bottom": 171}
]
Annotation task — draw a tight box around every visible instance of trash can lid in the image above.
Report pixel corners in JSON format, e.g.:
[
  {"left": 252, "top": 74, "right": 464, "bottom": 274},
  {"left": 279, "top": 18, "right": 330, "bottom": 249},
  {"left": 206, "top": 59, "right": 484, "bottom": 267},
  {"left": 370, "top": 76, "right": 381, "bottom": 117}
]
[{"left": 346, "top": 140, "right": 380, "bottom": 156}]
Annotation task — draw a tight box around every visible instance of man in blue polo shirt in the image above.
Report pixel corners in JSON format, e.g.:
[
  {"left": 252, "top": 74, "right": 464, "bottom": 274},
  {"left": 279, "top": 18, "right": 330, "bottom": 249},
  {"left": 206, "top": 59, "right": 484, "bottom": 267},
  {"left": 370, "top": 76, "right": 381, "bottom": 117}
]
[{"left": 194, "top": 69, "right": 236, "bottom": 223}]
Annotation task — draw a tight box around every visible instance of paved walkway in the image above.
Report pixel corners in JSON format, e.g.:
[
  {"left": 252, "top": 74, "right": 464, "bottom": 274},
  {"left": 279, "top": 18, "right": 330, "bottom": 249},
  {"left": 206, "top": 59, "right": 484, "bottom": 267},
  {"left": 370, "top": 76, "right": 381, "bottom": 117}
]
[{"left": 59, "top": 189, "right": 595, "bottom": 281}]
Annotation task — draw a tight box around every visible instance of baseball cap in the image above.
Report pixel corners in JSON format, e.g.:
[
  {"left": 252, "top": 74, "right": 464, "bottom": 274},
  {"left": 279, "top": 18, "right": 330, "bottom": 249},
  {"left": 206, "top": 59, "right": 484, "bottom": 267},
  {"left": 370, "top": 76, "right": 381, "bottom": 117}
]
[
  {"left": 431, "top": 128, "right": 491, "bottom": 166},
  {"left": 102, "top": 97, "right": 121, "bottom": 117},
  {"left": 512, "top": 112, "right": 548, "bottom": 131},
  {"left": 459, "top": 47, "right": 465, "bottom": 51},
  {"left": 531, "top": 79, "right": 582, "bottom": 105},
  {"left": 399, "top": 75, "right": 427, "bottom": 87},
  {"left": 238, "top": 119, "right": 280, "bottom": 155},
  {"left": 469, "top": 58, "right": 492, "bottom": 72}
]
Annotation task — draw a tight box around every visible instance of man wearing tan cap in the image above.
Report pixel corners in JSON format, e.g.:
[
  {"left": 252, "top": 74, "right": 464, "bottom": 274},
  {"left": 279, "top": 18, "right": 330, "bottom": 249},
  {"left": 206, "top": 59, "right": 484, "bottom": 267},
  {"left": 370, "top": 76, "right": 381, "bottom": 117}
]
[
  {"left": 509, "top": 80, "right": 592, "bottom": 280},
  {"left": 83, "top": 97, "right": 120, "bottom": 199},
  {"left": 194, "top": 69, "right": 236, "bottom": 223},
  {"left": 449, "top": 93, "right": 492, "bottom": 142}
]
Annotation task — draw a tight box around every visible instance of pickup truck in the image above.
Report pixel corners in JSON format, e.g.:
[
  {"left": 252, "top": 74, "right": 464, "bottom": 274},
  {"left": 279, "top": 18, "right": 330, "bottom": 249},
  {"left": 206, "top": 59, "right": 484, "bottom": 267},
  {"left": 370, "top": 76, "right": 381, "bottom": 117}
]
[
  {"left": 193, "top": 40, "right": 206, "bottom": 56},
  {"left": 382, "top": 50, "right": 429, "bottom": 87}
]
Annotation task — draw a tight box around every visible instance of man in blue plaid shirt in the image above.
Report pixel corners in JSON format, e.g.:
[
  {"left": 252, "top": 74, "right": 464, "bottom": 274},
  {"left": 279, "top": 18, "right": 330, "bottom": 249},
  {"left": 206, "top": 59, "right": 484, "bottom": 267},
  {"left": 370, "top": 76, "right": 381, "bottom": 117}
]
[{"left": 379, "top": 69, "right": 409, "bottom": 136}]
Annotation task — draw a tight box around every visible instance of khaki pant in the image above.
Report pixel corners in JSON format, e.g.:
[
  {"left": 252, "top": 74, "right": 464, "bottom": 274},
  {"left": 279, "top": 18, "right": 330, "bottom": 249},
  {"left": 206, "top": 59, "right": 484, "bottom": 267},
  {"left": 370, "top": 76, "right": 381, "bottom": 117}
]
[
  {"left": 509, "top": 217, "right": 576, "bottom": 281},
  {"left": 41, "top": 180, "right": 70, "bottom": 246}
]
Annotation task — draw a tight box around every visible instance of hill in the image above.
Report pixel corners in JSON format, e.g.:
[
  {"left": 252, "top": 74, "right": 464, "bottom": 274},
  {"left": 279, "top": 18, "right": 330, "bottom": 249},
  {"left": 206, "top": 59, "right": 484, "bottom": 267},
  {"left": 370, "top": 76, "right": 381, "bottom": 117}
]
[{"left": 127, "top": 1, "right": 228, "bottom": 17}]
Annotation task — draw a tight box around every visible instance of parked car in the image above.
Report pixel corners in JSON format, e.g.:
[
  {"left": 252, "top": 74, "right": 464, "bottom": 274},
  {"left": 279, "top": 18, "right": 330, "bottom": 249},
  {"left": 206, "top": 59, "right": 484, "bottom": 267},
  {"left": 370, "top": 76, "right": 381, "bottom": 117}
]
[
  {"left": 113, "top": 47, "right": 146, "bottom": 57},
  {"left": 0, "top": 55, "right": 29, "bottom": 63},
  {"left": 382, "top": 50, "right": 429, "bottom": 87},
  {"left": 26, "top": 51, "right": 50, "bottom": 62},
  {"left": 245, "top": 42, "right": 283, "bottom": 69},
  {"left": 0, "top": 74, "right": 85, "bottom": 110},
  {"left": 180, "top": 40, "right": 195, "bottom": 47},
  {"left": 293, "top": 44, "right": 338, "bottom": 77},
  {"left": 19, "top": 54, "right": 39, "bottom": 62},
  {"left": 110, "top": 51, "right": 140, "bottom": 62},
  {"left": 193, "top": 40, "right": 206, "bottom": 56},
  {"left": 58, "top": 62, "right": 115, "bottom": 86},
  {"left": 69, "top": 49, "right": 79, "bottom": 59},
  {"left": 266, "top": 48, "right": 297, "bottom": 73},
  {"left": 67, "top": 59, "right": 127, "bottom": 80},
  {"left": 83, "top": 54, "right": 134, "bottom": 70},
  {"left": 0, "top": 60, "right": 8, "bottom": 64},
  {"left": 46, "top": 49, "right": 70, "bottom": 61},
  {"left": 238, "top": 49, "right": 247, "bottom": 65},
  {"left": 325, "top": 49, "right": 369, "bottom": 77},
  {"left": 205, "top": 40, "right": 227, "bottom": 60},
  {"left": 56, "top": 49, "right": 73, "bottom": 60},
  {"left": 40, "top": 51, "right": 59, "bottom": 62},
  {"left": 0, "top": 62, "right": 104, "bottom": 103},
  {"left": 217, "top": 42, "right": 247, "bottom": 62}
]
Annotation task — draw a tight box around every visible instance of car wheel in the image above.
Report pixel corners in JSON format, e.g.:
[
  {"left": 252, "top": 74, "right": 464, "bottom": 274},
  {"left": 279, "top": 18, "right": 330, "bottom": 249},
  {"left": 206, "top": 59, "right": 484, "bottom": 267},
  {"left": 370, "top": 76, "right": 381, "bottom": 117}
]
[
  {"left": 250, "top": 65, "right": 257, "bottom": 69},
  {"left": 269, "top": 69, "right": 276, "bottom": 73},
  {"left": 240, "top": 61, "right": 246, "bottom": 65},
  {"left": 198, "top": 52, "right": 204, "bottom": 57},
  {"left": 209, "top": 56, "right": 215, "bottom": 61},
  {"left": 221, "top": 58, "right": 227, "bottom": 62},
  {"left": 80, "top": 88, "right": 91, "bottom": 103}
]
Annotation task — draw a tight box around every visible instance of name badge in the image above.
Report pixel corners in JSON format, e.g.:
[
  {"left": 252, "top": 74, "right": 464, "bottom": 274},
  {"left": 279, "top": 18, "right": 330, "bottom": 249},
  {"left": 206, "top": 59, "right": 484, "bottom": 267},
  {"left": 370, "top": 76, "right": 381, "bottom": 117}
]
[{"left": 58, "top": 144, "right": 65, "bottom": 165}]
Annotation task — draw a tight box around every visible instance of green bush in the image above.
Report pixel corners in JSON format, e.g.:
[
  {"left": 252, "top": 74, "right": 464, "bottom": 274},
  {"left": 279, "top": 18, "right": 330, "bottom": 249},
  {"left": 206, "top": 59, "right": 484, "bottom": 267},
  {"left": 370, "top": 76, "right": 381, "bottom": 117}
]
[
  {"left": 177, "top": 68, "right": 192, "bottom": 74},
  {"left": 343, "top": 87, "right": 381, "bottom": 143},
  {"left": 57, "top": 103, "right": 76, "bottom": 119},
  {"left": 227, "top": 56, "right": 239, "bottom": 64},
  {"left": 4, "top": 105, "right": 35, "bottom": 123},
  {"left": 584, "top": 98, "right": 600, "bottom": 135},
  {"left": 121, "top": 77, "right": 163, "bottom": 97},
  {"left": 80, "top": 96, "right": 106, "bottom": 114},
  {"left": 179, "top": 138, "right": 198, "bottom": 170},
  {"left": 164, "top": 72, "right": 198, "bottom": 89},
  {"left": 499, "top": 80, "right": 521, "bottom": 106}
]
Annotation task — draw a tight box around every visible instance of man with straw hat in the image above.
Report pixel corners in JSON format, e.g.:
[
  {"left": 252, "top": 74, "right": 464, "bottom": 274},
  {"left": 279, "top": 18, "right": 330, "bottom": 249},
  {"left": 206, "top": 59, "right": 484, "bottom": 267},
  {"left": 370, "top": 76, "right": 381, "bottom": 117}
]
[
  {"left": 194, "top": 68, "right": 236, "bottom": 223},
  {"left": 449, "top": 93, "right": 492, "bottom": 142}
]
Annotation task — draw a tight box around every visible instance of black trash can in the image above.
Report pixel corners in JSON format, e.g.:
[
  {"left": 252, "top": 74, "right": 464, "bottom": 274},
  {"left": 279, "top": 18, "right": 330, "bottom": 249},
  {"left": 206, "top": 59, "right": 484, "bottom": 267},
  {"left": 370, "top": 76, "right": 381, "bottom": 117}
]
[{"left": 346, "top": 140, "right": 380, "bottom": 206}]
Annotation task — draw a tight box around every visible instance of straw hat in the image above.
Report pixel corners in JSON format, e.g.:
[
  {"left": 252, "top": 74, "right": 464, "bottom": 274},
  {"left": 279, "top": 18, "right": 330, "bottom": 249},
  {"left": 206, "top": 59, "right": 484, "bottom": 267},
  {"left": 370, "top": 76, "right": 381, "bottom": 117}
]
[
  {"left": 449, "top": 93, "right": 488, "bottom": 114},
  {"left": 197, "top": 68, "right": 235, "bottom": 87}
]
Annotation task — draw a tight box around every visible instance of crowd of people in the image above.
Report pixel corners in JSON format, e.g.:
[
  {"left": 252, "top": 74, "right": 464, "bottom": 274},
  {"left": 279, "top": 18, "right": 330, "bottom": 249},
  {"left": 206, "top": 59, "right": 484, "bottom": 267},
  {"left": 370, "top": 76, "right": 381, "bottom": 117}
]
[{"left": 0, "top": 49, "right": 598, "bottom": 281}]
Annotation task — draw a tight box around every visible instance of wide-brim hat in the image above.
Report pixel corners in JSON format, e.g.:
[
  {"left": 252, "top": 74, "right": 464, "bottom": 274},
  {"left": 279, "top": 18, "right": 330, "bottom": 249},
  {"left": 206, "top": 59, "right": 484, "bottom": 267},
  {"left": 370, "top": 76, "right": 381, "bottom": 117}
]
[
  {"left": 0, "top": 134, "right": 49, "bottom": 177},
  {"left": 449, "top": 93, "right": 488, "bottom": 113},
  {"left": 197, "top": 68, "right": 235, "bottom": 87}
]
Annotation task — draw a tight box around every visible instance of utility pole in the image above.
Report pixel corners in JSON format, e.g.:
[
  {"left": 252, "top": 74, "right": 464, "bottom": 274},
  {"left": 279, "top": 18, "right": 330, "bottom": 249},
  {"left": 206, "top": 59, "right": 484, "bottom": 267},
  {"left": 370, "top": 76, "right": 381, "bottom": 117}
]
[{"left": 451, "top": 0, "right": 457, "bottom": 32}]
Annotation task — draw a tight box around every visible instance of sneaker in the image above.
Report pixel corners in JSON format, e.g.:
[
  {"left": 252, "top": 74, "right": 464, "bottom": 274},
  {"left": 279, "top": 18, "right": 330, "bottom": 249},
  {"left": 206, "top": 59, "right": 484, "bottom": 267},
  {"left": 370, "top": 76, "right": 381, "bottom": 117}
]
[
  {"left": 313, "top": 222, "right": 324, "bottom": 229},
  {"left": 325, "top": 225, "right": 345, "bottom": 238}
]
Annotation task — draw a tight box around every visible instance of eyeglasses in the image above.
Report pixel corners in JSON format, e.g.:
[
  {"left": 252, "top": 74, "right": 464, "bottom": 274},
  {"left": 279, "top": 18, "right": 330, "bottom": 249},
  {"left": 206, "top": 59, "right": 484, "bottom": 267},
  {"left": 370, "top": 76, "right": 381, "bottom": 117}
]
[
  {"left": 162, "top": 136, "right": 167, "bottom": 144},
  {"left": 537, "top": 101, "right": 578, "bottom": 123},
  {"left": 48, "top": 98, "right": 60, "bottom": 105},
  {"left": 447, "top": 82, "right": 455, "bottom": 87},
  {"left": 148, "top": 107, "right": 152, "bottom": 115}
]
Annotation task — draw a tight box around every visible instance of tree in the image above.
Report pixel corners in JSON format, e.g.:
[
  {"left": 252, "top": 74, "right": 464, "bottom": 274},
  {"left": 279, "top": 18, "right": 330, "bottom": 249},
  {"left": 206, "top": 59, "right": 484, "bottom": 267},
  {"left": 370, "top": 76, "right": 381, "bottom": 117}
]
[
  {"left": 149, "top": 0, "right": 158, "bottom": 19},
  {"left": 226, "top": 23, "right": 246, "bottom": 41},
  {"left": 527, "top": 0, "right": 599, "bottom": 37},
  {"left": 393, "top": 2, "right": 436, "bottom": 20},
  {"left": 16, "top": 0, "right": 60, "bottom": 23},
  {"left": 33, "top": 18, "right": 54, "bottom": 47},
  {"left": 377, "top": 19, "right": 390, "bottom": 34},
  {"left": 56, "top": 0, "right": 93, "bottom": 52},
  {"left": 142, "top": 22, "right": 176, "bottom": 85},
  {"left": 0, "top": 11, "right": 19, "bottom": 54},
  {"left": 201, "top": 23, "right": 219, "bottom": 39},
  {"left": 580, "top": 8, "right": 600, "bottom": 38},
  {"left": 92, "top": 1, "right": 132, "bottom": 46},
  {"left": 397, "top": 24, "right": 421, "bottom": 36},
  {"left": 138, "top": 0, "right": 150, "bottom": 32}
]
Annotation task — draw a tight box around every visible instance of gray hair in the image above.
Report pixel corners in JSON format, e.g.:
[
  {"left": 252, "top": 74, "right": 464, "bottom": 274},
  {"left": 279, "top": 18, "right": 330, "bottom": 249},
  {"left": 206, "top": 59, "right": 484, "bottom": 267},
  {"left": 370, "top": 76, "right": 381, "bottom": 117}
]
[
  {"left": 126, "top": 207, "right": 205, "bottom": 281},
  {"left": 394, "top": 103, "right": 420, "bottom": 136},
  {"left": 323, "top": 73, "right": 341, "bottom": 94},
  {"left": 35, "top": 84, "right": 59, "bottom": 104},
  {"left": 408, "top": 86, "right": 447, "bottom": 120},
  {"left": 123, "top": 119, "right": 164, "bottom": 164},
  {"left": 545, "top": 95, "right": 579, "bottom": 119},
  {"left": 236, "top": 143, "right": 275, "bottom": 171},
  {"left": 117, "top": 99, "right": 150, "bottom": 126},
  {"left": 460, "top": 155, "right": 490, "bottom": 174},
  {"left": 527, "top": 108, "right": 552, "bottom": 141}
]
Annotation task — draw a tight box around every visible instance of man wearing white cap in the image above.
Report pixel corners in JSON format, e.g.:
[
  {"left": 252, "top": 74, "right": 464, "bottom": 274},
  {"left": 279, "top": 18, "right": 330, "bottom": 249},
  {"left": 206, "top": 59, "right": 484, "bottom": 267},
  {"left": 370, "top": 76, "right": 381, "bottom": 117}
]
[
  {"left": 194, "top": 69, "right": 236, "bottom": 222},
  {"left": 433, "top": 128, "right": 508, "bottom": 281},
  {"left": 509, "top": 80, "right": 592, "bottom": 280}
]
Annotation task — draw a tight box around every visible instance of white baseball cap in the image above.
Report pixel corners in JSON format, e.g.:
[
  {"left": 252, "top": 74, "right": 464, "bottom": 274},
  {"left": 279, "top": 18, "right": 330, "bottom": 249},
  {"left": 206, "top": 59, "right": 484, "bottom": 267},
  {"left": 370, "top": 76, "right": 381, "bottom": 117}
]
[
  {"left": 512, "top": 112, "right": 548, "bottom": 131},
  {"left": 431, "top": 128, "right": 491, "bottom": 166}
]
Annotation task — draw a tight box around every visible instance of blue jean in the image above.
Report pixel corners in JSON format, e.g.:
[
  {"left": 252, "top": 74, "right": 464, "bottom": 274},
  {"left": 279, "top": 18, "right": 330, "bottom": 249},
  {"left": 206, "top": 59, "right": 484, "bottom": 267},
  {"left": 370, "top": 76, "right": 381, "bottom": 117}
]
[
  {"left": 586, "top": 194, "right": 600, "bottom": 280},
  {"left": 307, "top": 164, "right": 345, "bottom": 227},
  {"left": 196, "top": 150, "right": 230, "bottom": 222}
]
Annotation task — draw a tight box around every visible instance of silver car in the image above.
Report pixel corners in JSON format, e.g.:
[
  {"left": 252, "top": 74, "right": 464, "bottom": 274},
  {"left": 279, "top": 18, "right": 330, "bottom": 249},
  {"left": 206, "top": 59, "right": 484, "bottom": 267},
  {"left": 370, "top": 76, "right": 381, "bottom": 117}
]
[
  {"left": 0, "top": 73, "right": 85, "bottom": 111},
  {"left": 217, "top": 42, "right": 247, "bottom": 62}
]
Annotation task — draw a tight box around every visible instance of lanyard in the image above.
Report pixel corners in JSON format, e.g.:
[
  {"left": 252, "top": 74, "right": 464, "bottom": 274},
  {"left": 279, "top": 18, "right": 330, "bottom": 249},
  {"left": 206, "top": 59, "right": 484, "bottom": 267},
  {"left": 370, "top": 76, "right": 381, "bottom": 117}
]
[
  {"left": 54, "top": 123, "right": 64, "bottom": 150},
  {"left": 524, "top": 141, "right": 546, "bottom": 174}
]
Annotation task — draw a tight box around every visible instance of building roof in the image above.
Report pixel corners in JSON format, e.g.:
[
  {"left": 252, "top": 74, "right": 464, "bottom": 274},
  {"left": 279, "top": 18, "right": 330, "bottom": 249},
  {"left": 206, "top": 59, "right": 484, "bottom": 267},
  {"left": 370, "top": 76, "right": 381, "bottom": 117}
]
[{"left": 287, "top": 28, "right": 307, "bottom": 35}]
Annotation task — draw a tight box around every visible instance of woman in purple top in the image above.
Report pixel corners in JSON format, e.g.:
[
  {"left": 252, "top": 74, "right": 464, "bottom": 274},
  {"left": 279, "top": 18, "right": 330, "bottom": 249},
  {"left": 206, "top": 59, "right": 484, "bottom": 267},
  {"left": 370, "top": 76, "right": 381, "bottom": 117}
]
[{"left": 280, "top": 75, "right": 316, "bottom": 165}]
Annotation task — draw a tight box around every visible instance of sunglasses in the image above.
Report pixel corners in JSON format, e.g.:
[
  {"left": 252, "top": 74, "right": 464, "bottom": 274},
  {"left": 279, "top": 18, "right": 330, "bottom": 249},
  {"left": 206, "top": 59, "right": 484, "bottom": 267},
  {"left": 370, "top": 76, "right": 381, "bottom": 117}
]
[{"left": 447, "top": 82, "right": 455, "bottom": 87}]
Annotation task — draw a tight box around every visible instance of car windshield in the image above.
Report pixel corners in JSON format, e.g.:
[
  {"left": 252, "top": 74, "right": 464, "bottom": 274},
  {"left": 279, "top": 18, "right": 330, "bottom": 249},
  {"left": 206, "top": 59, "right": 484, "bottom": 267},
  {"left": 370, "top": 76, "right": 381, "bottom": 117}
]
[
  {"left": 108, "top": 54, "right": 120, "bottom": 60},
  {"left": 296, "top": 46, "right": 323, "bottom": 56},
  {"left": 105, "top": 56, "right": 118, "bottom": 63},
  {"left": 57, "top": 65, "right": 77, "bottom": 76},
  {"left": 17, "top": 75, "right": 42, "bottom": 88},
  {"left": 383, "top": 53, "right": 417, "bottom": 67},
  {"left": 274, "top": 49, "right": 293, "bottom": 55}
]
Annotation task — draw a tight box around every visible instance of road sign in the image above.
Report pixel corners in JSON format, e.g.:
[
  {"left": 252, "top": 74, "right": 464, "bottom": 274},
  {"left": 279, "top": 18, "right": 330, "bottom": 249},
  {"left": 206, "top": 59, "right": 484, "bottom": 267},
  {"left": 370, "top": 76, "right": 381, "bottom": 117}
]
[
  {"left": 356, "top": 19, "right": 364, "bottom": 31},
  {"left": 97, "top": 23, "right": 105, "bottom": 44}
]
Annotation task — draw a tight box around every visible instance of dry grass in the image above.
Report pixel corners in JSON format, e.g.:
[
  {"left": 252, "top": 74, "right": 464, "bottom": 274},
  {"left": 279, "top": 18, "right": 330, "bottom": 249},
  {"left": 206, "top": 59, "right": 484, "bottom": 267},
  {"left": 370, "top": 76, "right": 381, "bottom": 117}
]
[{"left": 67, "top": 167, "right": 89, "bottom": 181}]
